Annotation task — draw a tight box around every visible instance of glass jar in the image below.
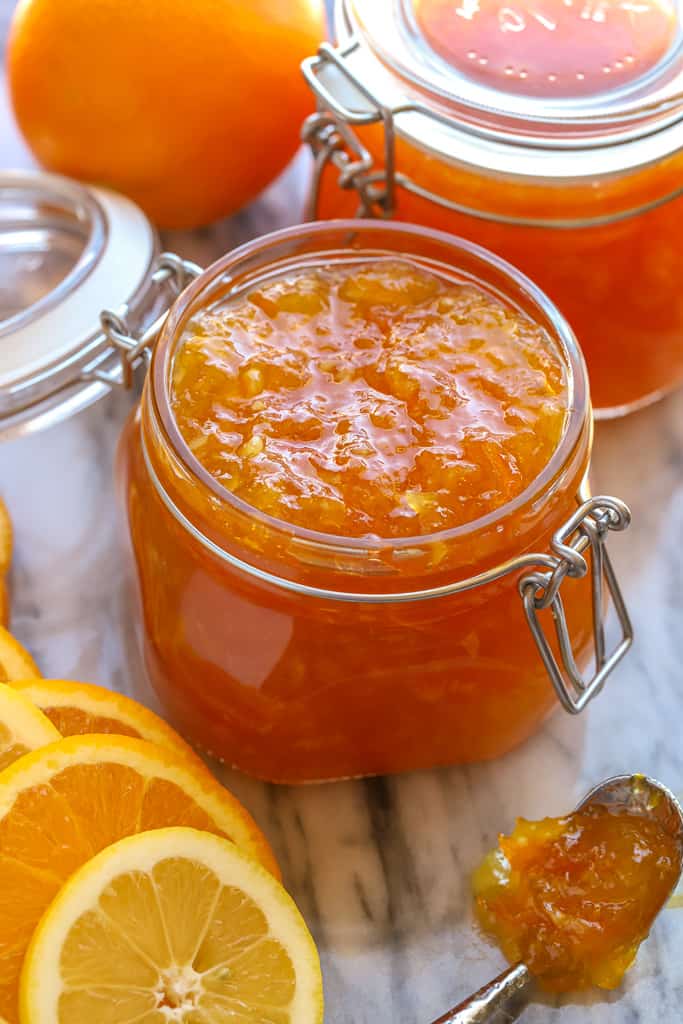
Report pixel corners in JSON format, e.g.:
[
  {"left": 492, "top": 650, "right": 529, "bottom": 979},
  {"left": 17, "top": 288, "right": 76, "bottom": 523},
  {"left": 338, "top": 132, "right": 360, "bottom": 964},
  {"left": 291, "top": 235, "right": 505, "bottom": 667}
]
[
  {"left": 302, "top": 0, "right": 683, "bottom": 418},
  {"left": 117, "top": 220, "right": 632, "bottom": 783}
]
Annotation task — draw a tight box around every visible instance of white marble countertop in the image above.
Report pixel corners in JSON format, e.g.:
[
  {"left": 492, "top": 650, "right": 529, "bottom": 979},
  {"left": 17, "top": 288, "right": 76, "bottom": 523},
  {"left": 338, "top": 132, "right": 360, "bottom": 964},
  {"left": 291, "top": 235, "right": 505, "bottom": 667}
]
[{"left": 2, "top": 12, "right": 683, "bottom": 1019}]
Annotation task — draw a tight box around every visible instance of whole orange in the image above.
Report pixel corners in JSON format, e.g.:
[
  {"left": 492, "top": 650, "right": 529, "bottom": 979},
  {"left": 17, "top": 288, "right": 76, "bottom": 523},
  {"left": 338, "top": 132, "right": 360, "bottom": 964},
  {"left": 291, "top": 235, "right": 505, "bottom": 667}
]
[{"left": 7, "top": 0, "right": 324, "bottom": 228}]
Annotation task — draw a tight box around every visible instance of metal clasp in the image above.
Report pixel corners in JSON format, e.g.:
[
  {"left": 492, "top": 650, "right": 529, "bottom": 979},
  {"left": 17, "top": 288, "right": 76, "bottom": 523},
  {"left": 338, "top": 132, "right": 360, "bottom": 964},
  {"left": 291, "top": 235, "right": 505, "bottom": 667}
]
[
  {"left": 519, "top": 496, "right": 632, "bottom": 714},
  {"left": 302, "top": 41, "right": 396, "bottom": 219},
  {"left": 82, "top": 252, "right": 202, "bottom": 391}
]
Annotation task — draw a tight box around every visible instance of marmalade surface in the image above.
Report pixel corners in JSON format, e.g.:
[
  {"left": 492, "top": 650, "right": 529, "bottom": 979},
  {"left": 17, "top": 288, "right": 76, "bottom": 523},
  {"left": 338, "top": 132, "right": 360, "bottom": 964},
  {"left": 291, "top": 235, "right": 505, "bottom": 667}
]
[
  {"left": 474, "top": 805, "right": 681, "bottom": 992},
  {"left": 171, "top": 260, "right": 567, "bottom": 539}
]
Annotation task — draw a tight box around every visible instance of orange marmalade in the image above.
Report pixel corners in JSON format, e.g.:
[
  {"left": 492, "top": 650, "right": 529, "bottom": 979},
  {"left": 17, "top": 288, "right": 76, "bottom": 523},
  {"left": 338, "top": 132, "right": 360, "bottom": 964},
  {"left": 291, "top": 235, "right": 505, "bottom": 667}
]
[
  {"left": 170, "top": 261, "right": 567, "bottom": 539},
  {"left": 474, "top": 805, "right": 681, "bottom": 992},
  {"left": 121, "top": 223, "right": 598, "bottom": 782},
  {"left": 312, "top": 0, "right": 683, "bottom": 416}
]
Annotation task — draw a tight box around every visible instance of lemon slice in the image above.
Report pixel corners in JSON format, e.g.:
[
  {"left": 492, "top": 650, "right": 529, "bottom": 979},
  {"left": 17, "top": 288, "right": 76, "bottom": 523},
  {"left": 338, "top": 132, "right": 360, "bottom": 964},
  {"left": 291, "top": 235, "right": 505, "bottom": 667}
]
[
  {"left": 21, "top": 827, "right": 323, "bottom": 1024},
  {"left": 0, "top": 682, "right": 60, "bottom": 770}
]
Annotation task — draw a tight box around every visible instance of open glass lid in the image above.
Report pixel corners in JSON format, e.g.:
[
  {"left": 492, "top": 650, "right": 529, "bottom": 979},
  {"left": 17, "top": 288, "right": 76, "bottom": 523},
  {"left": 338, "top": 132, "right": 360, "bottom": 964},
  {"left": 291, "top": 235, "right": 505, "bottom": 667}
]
[
  {"left": 0, "top": 170, "right": 158, "bottom": 440},
  {"left": 324, "top": 0, "right": 683, "bottom": 174}
]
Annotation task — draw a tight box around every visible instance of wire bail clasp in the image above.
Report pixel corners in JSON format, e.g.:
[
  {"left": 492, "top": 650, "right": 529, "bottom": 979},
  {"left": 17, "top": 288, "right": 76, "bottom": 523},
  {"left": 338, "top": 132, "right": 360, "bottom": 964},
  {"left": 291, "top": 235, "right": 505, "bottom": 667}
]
[
  {"left": 83, "top": 252, "right": 202, "bottom": 391},
  {"left": 301, "top": 41, "right": 396, "bottom": 220},
  {"left": 519, "top": 496, "right": 632, "bottom": 714}
]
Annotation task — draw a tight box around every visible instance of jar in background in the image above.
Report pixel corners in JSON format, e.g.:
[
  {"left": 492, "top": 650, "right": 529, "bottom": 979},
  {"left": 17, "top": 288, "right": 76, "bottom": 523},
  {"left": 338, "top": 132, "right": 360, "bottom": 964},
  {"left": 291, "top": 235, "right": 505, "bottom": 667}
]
[
  {"left": 119, "top": 221, "right": 631, "bottom": 783},
  {"left": 303, "top": 0, "right": 683, "bottom": 417}
]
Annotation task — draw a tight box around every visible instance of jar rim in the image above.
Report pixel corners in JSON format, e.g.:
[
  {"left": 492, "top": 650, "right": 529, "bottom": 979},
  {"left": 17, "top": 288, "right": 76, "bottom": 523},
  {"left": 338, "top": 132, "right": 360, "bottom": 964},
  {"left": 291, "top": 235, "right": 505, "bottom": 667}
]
[{"left": 150, "top": 219, "right": 590, "bottom": 558}]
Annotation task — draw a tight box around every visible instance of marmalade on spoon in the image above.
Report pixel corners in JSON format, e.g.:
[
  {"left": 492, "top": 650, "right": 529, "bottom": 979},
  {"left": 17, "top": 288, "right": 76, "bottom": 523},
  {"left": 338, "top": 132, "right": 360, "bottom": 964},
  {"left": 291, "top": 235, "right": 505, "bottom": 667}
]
[{"left": 474, "top": 804, "right": 681, "bottom": 992}]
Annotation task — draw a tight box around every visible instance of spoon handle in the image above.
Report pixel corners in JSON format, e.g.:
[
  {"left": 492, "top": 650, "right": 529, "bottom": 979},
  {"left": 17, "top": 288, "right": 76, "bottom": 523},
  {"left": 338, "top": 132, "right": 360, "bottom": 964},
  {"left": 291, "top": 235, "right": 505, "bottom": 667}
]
[{"left": 431, "top": 964, "right": 534, "bottom": 1024}]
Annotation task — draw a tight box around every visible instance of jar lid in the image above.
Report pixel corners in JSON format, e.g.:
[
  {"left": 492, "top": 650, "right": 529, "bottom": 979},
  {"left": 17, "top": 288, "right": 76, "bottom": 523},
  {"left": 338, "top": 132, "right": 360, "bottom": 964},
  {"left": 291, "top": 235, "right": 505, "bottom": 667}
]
[
  {"left": 409, "top": 0, "right": 678, "bottom": 101},
  {"left": 0, "top": 170, "right": 158, "bottom": 439},
  {"left": 329, "top": 0, "right": 683, "bottom": 175}
]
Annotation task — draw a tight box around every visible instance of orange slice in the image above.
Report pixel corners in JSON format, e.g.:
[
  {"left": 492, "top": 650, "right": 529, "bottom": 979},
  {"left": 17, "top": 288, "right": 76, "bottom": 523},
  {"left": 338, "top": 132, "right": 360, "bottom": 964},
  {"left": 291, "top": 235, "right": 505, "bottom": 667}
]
[
  {"left": 0, "top": 734, "right": 279, "bottom": 1023},
  {"left": 0, "top": 579, "right": 9, "bottom": 628},
  {"left": 0, "top": 683, "right": 60, "bottom": 770},
  {"left": 0, "top": 627, "right": 40, "bottom": 682},
  {"left": 11, "top": 678, "right": 201, "bottom": 764},
  {"left": 21, "top": 827, "right": 323, "bottom": 1024},
  {"left": 0, "top": 499, "right": 12, "bottom": 576}
]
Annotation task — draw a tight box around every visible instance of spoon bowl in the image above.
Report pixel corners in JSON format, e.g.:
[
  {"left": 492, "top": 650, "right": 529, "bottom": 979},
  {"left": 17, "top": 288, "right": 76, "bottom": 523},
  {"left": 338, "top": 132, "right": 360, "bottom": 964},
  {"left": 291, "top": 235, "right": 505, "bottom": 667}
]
[
  {"left": 433, "top": 773, "right": 683, "bottom": 1024},
  {"left": 577, "top": 773, "right": 683, "bottom": 852}
]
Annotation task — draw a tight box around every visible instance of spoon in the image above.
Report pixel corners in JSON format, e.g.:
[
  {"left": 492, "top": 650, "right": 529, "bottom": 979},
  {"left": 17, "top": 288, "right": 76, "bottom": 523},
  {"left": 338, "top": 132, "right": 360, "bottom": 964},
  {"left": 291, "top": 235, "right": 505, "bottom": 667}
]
[{"left": 432, "top": 774, "right": 683, "bottom": 1024}]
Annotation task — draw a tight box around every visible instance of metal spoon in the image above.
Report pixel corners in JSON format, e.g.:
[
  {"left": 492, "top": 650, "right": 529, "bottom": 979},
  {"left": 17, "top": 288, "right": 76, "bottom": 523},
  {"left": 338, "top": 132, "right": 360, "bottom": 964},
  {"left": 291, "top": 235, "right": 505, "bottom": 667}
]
[{"left": 432, "top": 775, "right": 683, "bottom": 1024}]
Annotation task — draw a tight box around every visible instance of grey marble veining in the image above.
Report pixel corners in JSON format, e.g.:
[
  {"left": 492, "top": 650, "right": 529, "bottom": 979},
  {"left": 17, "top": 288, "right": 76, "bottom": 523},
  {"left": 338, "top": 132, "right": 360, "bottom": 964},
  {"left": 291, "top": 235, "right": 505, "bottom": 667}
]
[{"left": 2, "top": 32, "right": 683, "bottom": 1023}]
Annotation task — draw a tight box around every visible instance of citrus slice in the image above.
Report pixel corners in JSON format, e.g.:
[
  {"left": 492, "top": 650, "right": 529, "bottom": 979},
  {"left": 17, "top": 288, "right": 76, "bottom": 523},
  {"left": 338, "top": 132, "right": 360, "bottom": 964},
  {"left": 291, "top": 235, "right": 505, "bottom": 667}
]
[
  {"left": 0, "top": 735, "right": 279, "bottom": 1023},
  {"left": 21, "top": 827, "right": 323, "bottom": 1024},
  {"left": 0, "top": 627, "right": 40, "bottom": 682},
  {"left": 0, "top": 682, "right": 60, "bottom": 770},
  {"left": 0, "top": 579, "right": 9, "bottom": 628},
  {"left": 11, "top": 678, "right": 201, "bottom": 764},
  {"left": 0, "top": 499, "right": 12, "bottom": 576}
]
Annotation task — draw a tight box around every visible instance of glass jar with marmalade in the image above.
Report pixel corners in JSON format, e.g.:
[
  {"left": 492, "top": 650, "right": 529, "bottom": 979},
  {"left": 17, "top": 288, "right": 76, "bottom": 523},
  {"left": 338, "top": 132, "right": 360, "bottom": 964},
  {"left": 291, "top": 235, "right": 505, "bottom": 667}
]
[
  {"left": 303, "top": 0, "right": 683, "bottom": 417},
  {"left": 118, "top": 221, "right": 631, "bottom": 783}
]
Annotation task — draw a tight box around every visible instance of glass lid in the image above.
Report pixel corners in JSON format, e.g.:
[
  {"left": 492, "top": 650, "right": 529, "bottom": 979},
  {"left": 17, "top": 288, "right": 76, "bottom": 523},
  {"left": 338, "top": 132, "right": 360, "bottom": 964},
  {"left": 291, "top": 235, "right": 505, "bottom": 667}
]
[
  {"left": 0, "top": 184, "right": 100, "bottom": 331},
  {"left": 344, "top": 0, "right": 683, "bottom": 143},
  {"left": 410, "top": 0, "right": 679, "bottom": 99},
  {"left": 0, "top": 170, "right": 157, "bottom": 438}
]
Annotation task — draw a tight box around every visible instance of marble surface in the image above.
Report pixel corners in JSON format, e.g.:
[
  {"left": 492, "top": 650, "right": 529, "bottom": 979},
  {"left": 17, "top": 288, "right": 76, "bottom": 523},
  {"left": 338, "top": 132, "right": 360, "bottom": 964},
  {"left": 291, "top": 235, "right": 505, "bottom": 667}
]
[{"left": 2, "top": 9, "right": 683, "bottom": 1021}]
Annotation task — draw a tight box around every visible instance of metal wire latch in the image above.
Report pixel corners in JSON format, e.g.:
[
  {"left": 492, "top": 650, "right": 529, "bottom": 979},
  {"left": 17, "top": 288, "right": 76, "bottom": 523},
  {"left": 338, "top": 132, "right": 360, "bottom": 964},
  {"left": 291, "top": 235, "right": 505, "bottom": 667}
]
[
  {"left": 518, "top": 496, "right": 632, "bottom": 714},
  {"left": 302, "top": 110, "right": 392, "bottom": 220},
  {"left": 82, "top": 252, "right": 202, "bottom": 391},
  {"left": 302, "top": 41, "right": 398, "bottom": 220}
]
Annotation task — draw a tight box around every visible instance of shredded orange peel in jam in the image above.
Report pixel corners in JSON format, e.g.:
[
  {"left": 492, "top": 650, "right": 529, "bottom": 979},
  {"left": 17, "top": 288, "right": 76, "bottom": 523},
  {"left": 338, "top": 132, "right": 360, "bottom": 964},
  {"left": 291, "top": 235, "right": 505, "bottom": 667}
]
[
  {"left": 473, "top": 804, "right": 681, "bottom": 992},
  {"left": 171, "top": 260, "right": 568, "bottom": 541}
]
